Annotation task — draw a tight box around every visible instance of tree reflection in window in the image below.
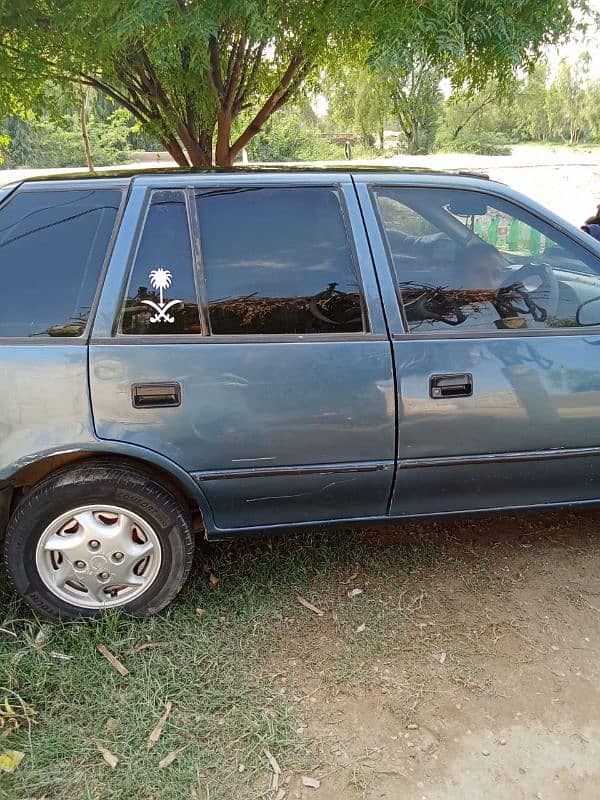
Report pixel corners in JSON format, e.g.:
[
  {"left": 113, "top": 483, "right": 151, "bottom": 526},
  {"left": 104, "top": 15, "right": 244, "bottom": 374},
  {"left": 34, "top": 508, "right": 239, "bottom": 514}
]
[{"left": 196, "top": 186, "right": 366, "bottom": 335}]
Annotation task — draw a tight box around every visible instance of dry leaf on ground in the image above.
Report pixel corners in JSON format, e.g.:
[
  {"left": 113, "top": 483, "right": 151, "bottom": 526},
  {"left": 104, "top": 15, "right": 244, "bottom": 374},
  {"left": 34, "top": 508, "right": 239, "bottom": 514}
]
[
  {"left": 264, "top": 748, "right": 282, "bottom": 775},
  {"left": 93, "top": 739, "right": 118, "bottom": 768},
  {"left": 296, "top": 595, "right": 324, "bottom": 616},
  {"left": 147, "top": 701, "right": 173, "bottom": 750},
  {"left": 49, "top": 651, "right": 72, "bottom": 660},
  {"left": 158, "top": 747, "right": 184, "bottom": 769},
  {"left": 34, "top": 627, "right": 49, "bottom": 649},
  {"left": 0, "top": 750, "right": 24, "bottom": 773},
  {"left": 127, "top": 641, "right": 165, "bottom": 654},
  {"left": 2, "top": 699, "right": 14, "bottom": 717},
  {"left": 97, "top": 645, "right": 129, "bottom": 677},
  {"left": 302, "top": 776, "right": 321, "bottom": 788}
]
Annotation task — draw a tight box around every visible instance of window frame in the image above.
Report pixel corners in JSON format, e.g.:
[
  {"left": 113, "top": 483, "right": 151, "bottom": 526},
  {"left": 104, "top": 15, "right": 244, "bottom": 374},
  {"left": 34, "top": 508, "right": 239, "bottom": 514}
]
[
  {"left": 0, "top": 181, "right": 127, "bottom": 346},
  {"left": 114, "top": 181, "right": 375, "bottom": 343},
  {"left": 117, "top": 187, "right": 208, "bottom": 337},
  {"left": 368, "top": 181, "right": 600, "bottom": 341}
]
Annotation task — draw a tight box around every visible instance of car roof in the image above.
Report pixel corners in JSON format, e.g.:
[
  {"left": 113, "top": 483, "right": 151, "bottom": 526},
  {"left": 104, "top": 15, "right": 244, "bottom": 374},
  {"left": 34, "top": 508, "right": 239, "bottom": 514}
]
[{"left": 13, "top": 164, "right": 493, "bottom": 185}]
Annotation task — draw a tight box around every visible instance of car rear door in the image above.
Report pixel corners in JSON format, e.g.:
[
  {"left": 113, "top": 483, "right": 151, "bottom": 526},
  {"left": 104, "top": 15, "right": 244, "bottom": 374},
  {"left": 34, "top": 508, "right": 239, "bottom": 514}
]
[
  {"left": 355, "top": 173, "right": 600, "bottom": 517},
  {"left": 90, "top": 174, "right": 395, "bottom": 533}
]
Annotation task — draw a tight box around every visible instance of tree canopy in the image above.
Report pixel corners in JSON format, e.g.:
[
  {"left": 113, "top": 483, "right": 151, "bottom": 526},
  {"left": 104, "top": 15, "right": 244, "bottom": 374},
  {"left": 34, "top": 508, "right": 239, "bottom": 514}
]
[{"left": 0, "top": 0, "right": 585, "bottom": 166}]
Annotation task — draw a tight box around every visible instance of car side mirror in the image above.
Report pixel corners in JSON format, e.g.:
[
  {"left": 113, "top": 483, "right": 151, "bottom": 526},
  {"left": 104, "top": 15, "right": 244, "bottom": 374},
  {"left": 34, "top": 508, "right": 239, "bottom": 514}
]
[{"left": 576, "top": 297, "right": 600, "bottom": 327}]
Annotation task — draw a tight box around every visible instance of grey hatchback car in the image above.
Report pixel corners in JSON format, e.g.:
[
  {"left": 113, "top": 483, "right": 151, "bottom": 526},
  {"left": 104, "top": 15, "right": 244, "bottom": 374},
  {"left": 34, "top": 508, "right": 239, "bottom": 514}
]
[{"left": 2, "top": 167, "right": 600, "bottom": 619}]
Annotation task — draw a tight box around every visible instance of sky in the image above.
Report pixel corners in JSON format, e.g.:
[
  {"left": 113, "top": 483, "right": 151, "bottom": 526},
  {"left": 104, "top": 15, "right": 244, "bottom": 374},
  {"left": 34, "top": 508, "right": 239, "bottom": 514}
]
[{"left": 546, "top": 0, "right": 600, "bottom": 72}]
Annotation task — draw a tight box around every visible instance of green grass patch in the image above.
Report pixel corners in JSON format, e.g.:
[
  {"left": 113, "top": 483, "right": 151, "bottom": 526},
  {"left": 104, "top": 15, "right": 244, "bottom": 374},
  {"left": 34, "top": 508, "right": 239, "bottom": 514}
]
[{"left": 0, "top": 529, "right": 448, "bottom": 800}]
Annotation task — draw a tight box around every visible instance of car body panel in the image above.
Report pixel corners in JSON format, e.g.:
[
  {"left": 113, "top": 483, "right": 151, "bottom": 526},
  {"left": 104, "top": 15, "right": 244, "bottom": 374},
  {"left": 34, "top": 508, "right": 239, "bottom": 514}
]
[{"left": 0, "top": 345, "right": 94, "bottom": 482}]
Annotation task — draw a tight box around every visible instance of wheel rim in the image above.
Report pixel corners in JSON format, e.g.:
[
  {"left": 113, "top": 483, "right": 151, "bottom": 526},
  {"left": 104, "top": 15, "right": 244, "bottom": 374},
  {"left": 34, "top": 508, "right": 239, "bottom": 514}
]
[{"left": 35, "top": 504, "right": 162, "bottom": 609}]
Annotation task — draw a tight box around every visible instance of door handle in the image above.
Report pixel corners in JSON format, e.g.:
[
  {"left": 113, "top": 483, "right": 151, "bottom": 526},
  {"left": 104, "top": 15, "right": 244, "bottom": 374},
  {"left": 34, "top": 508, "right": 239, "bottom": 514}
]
[
  {"left": 132, "top": 382, "right": 181, "bottom": 408},
  {"left": 429, "top": 373, "right": 473, "bottom": 399}
]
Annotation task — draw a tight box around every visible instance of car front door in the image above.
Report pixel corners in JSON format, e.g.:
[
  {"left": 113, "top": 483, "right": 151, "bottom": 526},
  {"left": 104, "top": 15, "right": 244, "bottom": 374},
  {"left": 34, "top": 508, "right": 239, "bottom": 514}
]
[
  {"left": 356, "top": 175, "right": 600, "bottom": 517},
  {"left": 90, "top": 175, "right": 395, "bottom": 533}
]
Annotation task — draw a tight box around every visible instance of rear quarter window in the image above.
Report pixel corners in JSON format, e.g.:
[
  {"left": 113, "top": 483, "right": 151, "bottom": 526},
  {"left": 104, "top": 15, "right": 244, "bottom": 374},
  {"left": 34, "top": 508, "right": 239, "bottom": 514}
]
[{"left": 0, "top": 188, "right": 122, "bottom": 338}]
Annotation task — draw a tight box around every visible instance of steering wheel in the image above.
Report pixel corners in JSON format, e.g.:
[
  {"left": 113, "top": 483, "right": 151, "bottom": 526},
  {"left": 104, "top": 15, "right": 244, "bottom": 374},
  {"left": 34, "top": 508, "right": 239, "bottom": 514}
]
[{"left": 500, "top": 261, "right": 560, "bottom": 321}]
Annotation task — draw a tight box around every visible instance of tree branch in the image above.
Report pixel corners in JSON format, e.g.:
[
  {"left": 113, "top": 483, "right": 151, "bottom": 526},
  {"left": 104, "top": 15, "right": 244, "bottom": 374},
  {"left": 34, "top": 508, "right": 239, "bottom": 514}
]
[
  {"left": 208, "top": 35, "right": 224, "bottom": 98},
  {"left": 229, "top": 54, "right": 310, "bottom": 159},
  {"left": 451, "top": 93, "right": 495, "bottom": 139}
]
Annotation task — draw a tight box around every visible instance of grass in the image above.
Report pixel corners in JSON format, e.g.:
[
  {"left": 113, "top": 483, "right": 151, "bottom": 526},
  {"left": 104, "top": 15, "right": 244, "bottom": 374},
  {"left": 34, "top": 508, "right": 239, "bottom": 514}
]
[
  {"left": 0, "top": 528, "right": 449, "bottom": 800},
  {"left": 4, "top": 512, "right": 598, "bottom": 800}
]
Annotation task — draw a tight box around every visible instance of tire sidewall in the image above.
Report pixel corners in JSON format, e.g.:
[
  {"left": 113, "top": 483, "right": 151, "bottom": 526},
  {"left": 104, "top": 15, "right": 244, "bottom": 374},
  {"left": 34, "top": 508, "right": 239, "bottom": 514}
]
[{"left": 5, "top": 471, "right": 193, "bottom": 620}]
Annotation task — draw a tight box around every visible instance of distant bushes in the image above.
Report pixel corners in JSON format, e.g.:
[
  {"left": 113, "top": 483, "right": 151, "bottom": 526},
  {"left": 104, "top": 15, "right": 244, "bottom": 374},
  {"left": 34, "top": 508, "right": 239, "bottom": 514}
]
[
  {"left": 436, "top": 131, "right": 512, "bottom": 156},
  {"left": 246, "top": 113, "right": 345, "bottom": 162},
  {"left": 2, "top": 108, "right": 136, "bottom": 169}
]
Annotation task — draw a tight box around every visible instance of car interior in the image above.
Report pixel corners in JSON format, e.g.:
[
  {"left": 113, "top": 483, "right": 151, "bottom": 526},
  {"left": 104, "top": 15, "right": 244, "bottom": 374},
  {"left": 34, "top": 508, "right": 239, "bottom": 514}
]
[{"left": 376, "top": 188, "right": 600, "bottom": 329}]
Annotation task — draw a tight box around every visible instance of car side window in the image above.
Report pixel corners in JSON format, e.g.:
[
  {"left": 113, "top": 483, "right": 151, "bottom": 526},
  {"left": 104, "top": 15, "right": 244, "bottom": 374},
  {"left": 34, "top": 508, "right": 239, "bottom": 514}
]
[
  {"left": 195, "top": 186, "right": 366, "bottom": 335},
  {"left": 0, "top": 188, "right": 121, "bottom": 338},
  {"left": 120, "top": 190, "right": 201, "bottom": 335},
  {"left": 372, "top": 186, "right": 600, "bottom": 333}
]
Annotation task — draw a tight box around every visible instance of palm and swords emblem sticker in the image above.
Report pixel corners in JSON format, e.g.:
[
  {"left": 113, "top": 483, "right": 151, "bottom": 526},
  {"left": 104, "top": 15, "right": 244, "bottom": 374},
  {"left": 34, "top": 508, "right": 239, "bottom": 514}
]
[{"left": 142, "top": 268, "right": 182, "bottom": 323}]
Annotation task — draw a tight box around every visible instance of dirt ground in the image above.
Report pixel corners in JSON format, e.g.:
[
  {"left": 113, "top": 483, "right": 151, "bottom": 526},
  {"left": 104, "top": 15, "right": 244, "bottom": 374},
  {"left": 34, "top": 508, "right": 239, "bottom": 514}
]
[
  {"left": 273, "top": 512, "right": 600, "bottom": 800},
  {"left": 2, "top": 143, "right": 599, "bottom": 227},
  {"left": 381, "top": 144, "right": 600, "bottom": 230}
]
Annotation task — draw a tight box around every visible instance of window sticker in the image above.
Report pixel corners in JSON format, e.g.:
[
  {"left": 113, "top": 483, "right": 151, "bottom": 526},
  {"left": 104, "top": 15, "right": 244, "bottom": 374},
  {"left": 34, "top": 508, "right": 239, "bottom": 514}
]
[{"left": 141, "top": 268, "right": 182, "bottom": 324}]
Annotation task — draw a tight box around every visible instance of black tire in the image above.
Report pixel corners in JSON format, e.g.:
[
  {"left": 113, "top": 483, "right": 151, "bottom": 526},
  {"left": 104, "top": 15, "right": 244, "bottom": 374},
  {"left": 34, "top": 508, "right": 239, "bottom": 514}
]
[{"left": 3, "top": 460, "right": 195, "bottom": 620}]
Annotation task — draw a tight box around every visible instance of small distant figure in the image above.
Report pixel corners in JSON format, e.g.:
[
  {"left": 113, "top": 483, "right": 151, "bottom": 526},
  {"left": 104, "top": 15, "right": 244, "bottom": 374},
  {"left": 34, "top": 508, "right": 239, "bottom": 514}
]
[
  {"left": 582, "top": 204, "right": 600, "bottom": 242},
  {"left": 344, "top": 140, "right": 352, "bottom": 161}
]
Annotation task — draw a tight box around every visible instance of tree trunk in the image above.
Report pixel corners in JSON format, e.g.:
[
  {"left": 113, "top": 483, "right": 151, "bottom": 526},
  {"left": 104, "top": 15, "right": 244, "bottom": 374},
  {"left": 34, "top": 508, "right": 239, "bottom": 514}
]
[
  {"left": 163, "top": 137, "right": 192, "bottom": 167},
  {"left": 80, "top": 86, "right": 94, "bottom": 172},
  {"left": 160, "top": 127, "right": 214, "bottom": 167},
  {"left": 215, "top": 110, "right": 233, "bottom": 166}
]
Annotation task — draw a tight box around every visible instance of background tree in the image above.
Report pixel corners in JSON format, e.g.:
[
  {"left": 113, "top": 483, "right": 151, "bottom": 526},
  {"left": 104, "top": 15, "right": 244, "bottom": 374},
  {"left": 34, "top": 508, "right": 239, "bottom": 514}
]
[
  {"left": 546, "top": 56, "right": 589, "bottom": 144},
  {"left": 0, "top": 0, "right": 583, "bottom": 167},
  {"left": 388, "top": 58, "right": 443, "bottom": 154},
  {"left": 442, "top": 83, "right": 506, "bottom": 143},
  {"left": 583, "top": 79, "right": 600, "bottom": 141},
  {"left": 514, "top": 63, "right": 551, "bottom": 141},
  {"left": 324, "top": 66, "right": 393, "bottom": 147},
  {"left": 351, "top": 69, "right": 392, "bottom": 148}
]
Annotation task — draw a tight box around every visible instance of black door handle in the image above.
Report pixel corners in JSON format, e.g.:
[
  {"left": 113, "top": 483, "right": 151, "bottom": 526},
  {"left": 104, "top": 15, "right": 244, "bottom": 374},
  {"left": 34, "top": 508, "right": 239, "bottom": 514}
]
[
  {"left": 132, "top": 382, "right": 181, "bottom": 408},
  {"left": 429, "top": 373, "right": 473, "bottom": 399}
]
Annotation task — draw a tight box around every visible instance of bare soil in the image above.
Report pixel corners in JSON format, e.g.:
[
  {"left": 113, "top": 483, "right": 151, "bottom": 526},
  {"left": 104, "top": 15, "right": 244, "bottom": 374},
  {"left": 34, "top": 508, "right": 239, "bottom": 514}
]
[{"left": 274, "top": 511, "right": 600, "bottom": 799}]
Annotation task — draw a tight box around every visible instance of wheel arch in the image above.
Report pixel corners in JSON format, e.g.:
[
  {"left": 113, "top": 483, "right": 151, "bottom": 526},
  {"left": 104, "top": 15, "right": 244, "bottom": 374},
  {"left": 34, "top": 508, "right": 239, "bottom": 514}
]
[{"left": 1, "top": 443, "right": 215, "bottom": 537}]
